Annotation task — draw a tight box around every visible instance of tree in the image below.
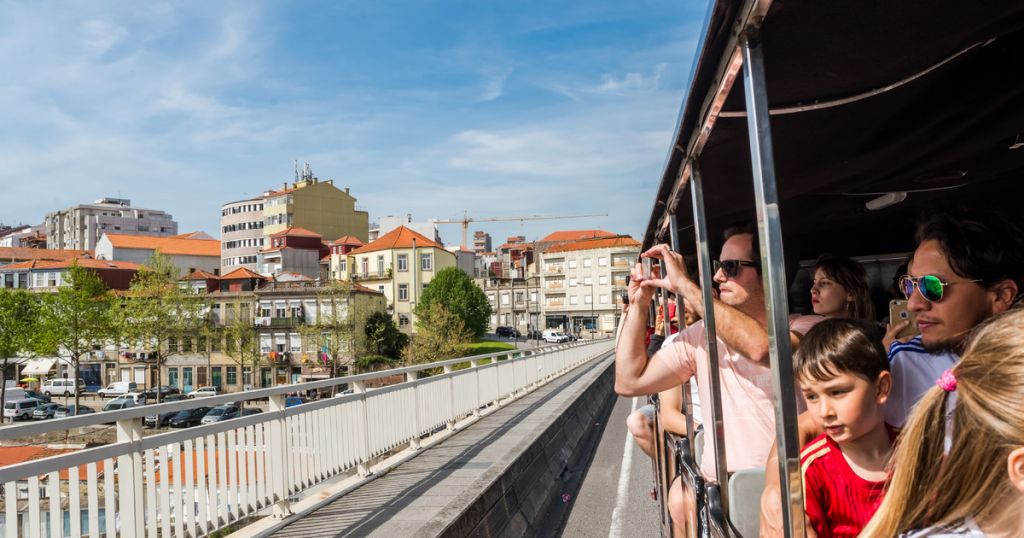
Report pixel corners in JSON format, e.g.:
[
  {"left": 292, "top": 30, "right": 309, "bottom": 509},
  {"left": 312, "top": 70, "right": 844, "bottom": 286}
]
[
  {"left": 299, "top": 280, "right": 377, "bottom": 381},
  {"left": 364, "top": 311, "right": 407, "bottom": 359},
  {"left": 114, "top": 254, "right": 205, "bottom": 403},
  {"left": 0, "top": 289, "right": 41, "bottom": 414},
  {"left": 404, "top": 302, "right": 472, "bottom": 365},
  {"left": 414, "top": 267, "right": 491, "bottom": 337},
  {"left": 37, "top": 264, "right": 113, "bottom": 413},
  {"left": 222, "top": 313, "right": 261, "bottom": 404}
]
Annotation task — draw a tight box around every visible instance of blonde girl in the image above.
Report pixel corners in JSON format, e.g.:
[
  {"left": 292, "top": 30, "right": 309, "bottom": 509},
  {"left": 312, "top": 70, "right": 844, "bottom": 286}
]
[{"left": 861, "top": 307, "right": 1024, "bottom": 537}]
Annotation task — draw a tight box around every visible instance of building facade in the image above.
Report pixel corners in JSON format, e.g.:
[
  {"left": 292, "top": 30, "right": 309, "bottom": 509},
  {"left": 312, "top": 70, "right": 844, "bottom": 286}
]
[
  {"left": 220, "top": 197, "right": 266, "bottom": 272},
  {"left": 472, "top": 231, "right": 492, "bottom": 254},
  {"left": 540, "top": 235, "right": 639, "bottom": 335},
  {"left": 95, "top": 233, "right": 221, "bottom": 276},
  {"left": 45, "top": 198, "right": 178, "bottom": 251},
  {"left": 479, "top": 276, "right": 542, "bottom": 335}
]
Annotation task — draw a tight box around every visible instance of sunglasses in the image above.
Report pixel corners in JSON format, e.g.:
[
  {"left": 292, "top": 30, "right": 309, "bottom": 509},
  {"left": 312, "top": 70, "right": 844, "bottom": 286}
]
[
  {"left": 899, "top": 275, "right": 982, "bottom": 303},
  {"left": 713, "top": 259, "right": 760, "bottom": 278}
]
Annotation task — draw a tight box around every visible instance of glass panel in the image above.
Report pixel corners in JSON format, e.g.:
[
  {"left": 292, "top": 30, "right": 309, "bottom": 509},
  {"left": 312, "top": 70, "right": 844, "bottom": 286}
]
[{"left": 211, "top": 367, "right": 222, "bottom": 389}]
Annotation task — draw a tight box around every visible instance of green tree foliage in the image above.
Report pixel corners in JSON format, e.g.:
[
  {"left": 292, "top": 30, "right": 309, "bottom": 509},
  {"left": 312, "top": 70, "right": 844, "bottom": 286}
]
[
  {"left": 404, "top": 302, "right": 472, "bottom": 365},
  {"left": 299, "top": 281, "right": 358, "bottom": 379},
  {"left": 0, "top": 289, "right": 42, "bottom": 411},
  {"left": 414, "top": 267, "right": 490, "bottom": 337},
  {"left": 364, "top": 311, "right": 407, "bottom": 359},
  {"left": 114, "top": 254, "right": 205, "bottom": 402},
  {"left": 37, "top": 263, "right": 112, "bottom": 412},
  {"left": 222, "top": 311, "right": 261, "bottom": 395}
]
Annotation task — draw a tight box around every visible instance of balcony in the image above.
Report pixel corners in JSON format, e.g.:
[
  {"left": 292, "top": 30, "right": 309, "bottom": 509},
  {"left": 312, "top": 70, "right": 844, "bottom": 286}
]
[
  {"left": 547, "top": 299, "right": 565, "bottom": 308},
  {"left": 545, "top": 265, "right": 564, "bottom": 275},
  {"left": 546, "top": 281, "right": 565, "bottom": 290},
  {"left": 352, "top": 269, "right": 391, "bottom": 280},
  {"left": 255, "top": 316, "right": 304, "bottom": 328}
]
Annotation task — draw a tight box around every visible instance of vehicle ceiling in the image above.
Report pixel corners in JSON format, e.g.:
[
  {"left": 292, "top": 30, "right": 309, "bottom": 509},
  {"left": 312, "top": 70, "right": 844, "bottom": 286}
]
[{"left": 648, "top": 1, "right": 1024, "bottom": 261}]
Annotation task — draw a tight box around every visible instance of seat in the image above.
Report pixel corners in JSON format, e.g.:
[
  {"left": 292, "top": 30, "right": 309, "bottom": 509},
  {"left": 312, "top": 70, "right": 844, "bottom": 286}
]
[{"left": 728, "top": 467, "right": 766, "bottom": 538}]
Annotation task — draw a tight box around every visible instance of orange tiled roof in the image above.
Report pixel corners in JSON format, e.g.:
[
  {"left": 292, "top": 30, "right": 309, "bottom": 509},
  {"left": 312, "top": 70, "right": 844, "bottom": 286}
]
[
  {"left": 0, "top": 247, "right": 90, "bottom": 262},
  {"left": 0, "top": 446, "right": 105, "bottom": 480},
  {"left": 269, "top": 226, "right": 322, "bottom": 239},
  {"left": 348, "top": 226, "right": 443, "bottom": 255},
  {"left": 105, "top": 234, "right": 220, "bottom": 257},
  {"left": 220, "top": 267, "right": 267, "bottom": 280},
  {"left": 331, "top": 235, "right": 364, "bottom": 247},
  {"left": 352, "top": 282, "right": 384, "bottom": 294},
  {"left": 540, "top": 230, "right": 615, "bottom": 243},
  {"left": 0, "top": 259, "right": 140, "bottom": 271},
  {"left": 543, "top": 235, "right": 640, "bottom": 254},
  {"left": 183, "top": 270, "right": 219, "bottom": 280},
  {"left": 170, "top": 231, "right": 215, "bottom": 240}
]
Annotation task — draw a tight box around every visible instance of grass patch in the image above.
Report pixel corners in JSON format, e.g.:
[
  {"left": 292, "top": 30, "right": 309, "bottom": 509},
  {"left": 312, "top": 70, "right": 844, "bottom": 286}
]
[{"left": 461, "top": 341, "right": 516, "bottom": 355}]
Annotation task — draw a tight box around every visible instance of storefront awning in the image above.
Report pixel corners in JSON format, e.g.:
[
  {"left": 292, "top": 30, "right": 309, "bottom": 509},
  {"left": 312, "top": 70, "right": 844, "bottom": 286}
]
[{"left": 21, "top": 358, "right": 57, "bottom": 376}]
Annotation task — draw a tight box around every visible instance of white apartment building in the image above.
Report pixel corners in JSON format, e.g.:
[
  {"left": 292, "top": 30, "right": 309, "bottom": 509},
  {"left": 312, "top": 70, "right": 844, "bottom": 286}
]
[
  {"left": 45, "top": 198, "right": 178, "bottom": 251},
  {"left": 539, "top": 235, "right": 640, "bottom": 334},
  {"left": 220, "top": 197, "right": 267, "bottom": 273}
]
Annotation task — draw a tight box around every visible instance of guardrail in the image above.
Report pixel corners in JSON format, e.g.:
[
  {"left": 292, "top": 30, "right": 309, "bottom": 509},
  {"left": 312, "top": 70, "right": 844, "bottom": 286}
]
[{"left": 0, "top": 338, "right": 613, "bottom": 537}]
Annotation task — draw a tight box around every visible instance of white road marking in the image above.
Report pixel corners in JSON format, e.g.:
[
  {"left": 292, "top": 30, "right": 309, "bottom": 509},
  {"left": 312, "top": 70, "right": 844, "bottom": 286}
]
[{"left": 608, "top": 397, "right": 639, "bottom": 538}]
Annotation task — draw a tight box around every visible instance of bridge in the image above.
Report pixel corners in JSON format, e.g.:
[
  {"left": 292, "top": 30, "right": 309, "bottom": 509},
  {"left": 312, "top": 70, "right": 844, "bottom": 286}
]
[{"left": 0, "top": 338, "right": 657, "bottom": 537}]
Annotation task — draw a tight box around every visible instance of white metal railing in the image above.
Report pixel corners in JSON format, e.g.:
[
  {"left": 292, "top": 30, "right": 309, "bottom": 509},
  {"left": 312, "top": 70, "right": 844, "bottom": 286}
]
[{"left": 0, "top": 338, "right": 613, "bottom": 537}]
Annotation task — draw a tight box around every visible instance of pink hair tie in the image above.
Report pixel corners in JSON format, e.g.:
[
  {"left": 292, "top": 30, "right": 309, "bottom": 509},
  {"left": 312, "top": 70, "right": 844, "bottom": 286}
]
[{"left": 937, "top": 369, "right": 958, "bottom": 392}]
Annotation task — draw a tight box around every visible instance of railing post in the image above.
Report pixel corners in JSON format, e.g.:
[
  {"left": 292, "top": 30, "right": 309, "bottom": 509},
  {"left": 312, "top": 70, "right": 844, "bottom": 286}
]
[
  {"left": 443, "top": 364, "right": 456, "bottom": 431},
  {"left": 470, "top": 359, "right": 482, "bottom": 417},
  {"left": 116, "top": 417, "right": 145, "bottom": 537},
  {"left": 268, "top": 393, "right": 292, "bottom": 518},
  {"left": 353, "top": 380, "right": 374, "bottom": 476},
  {"left": 407, "top": 372, "right": 422, "bottom": 449}
]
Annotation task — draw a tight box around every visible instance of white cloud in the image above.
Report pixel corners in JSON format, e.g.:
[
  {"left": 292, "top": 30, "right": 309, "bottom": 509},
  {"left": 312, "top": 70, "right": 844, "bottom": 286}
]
[{"left": 479, "top": 70, "right": 510, "bottom": 102}]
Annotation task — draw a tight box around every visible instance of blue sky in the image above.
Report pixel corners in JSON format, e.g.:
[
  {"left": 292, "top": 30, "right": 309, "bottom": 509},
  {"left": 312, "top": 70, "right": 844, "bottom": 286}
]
[{"left": 0, "top": 1, "right": 709, "bottom": 246}]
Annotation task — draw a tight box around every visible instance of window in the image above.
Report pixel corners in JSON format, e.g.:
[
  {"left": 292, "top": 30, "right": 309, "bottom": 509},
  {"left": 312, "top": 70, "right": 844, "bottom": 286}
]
[
  {"left": 530, "top": 291, "right": 537, "bottom": 303},
  {"left": 398, "top": 284, "right": 409, "bottom": 301},
  {"left": 378, "top": 285, "right": 385, "bottom": 293},
  {"left": 183, "top": 367, "right": 193, "bottom": 388},
  {"left": 599, "top": 275, "right": 609, "bottom": 285},
  {"left": 182, "top": 337, "right": 193, "bottom": 353},
  {"left": 197, "top": 367, "right": 208, "bottom": 387},
  {"left": 515, "top": 292, "right": 524, "bottom": 304},
  {"left": 168, "top": 368, "right": 179, "bottom": 388},
  {"left": 570, "top": 296, "right": 579, "bottom": 305},
  {"left": 600, "top": 294, "right": 609, "bottom": 304},
  {"left": 488, "top": 294, "right": 495, "bottom": 304},
  {"left": 501, "top": 293, "right": 509, "bottom": 305},
  {"left": 361, "top": 258, "right": 369, "bottom": 274},
  {"left": 167, "top": 337, "right": 178, "bottom": 353},
  {"left": 397, "top": 254, "right": 408, "bottom": 271},
  {"left": 569, "top": 278, "right": 577, "bottom": 287},
  {"left": 599, "top": 257, "right": 608, "bottom": 267},
  {"left": 339, "top": 258, "right": 346, "bottom": 272},
  {"left": 377, "top": 255, "right": 385, "bottom": 274},
  {"left": 421, "top": 253, "right": 432, "bottom": 271},
  {"left": 585, "top": 295, "right": 593, "bottom": 304},
  {"left": 584, "top": 276, "right": 592, "bottom": 285},
  {"left": 583, "top": 258, "right": 592, "bottom": 268},
  {"left": 399, "top": 314, "right": 410, "bottom": 327},
  {"left": 568, "top": 260, "right": 577, "bottom": 269}
]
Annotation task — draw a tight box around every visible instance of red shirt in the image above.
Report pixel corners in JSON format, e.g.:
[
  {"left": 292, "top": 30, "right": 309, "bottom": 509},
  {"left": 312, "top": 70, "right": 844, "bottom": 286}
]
[{"left": 801, "top": 427, "right": 896, "bottom": 538}]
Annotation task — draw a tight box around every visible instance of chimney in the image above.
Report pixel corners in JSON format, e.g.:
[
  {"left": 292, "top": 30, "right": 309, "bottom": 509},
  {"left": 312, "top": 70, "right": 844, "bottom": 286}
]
[
  {"left": 345, "top": 187, "right": 350, "bottom": 194},
  {"left": 283, "top": 182, "right": 288, "bottom": 191},
  {"left": 407, "top": 213, "right": 412, "bottom": 223}
]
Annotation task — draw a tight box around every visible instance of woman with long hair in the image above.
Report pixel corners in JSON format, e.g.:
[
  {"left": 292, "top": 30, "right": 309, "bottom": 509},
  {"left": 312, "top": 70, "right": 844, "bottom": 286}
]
[
  {"left": 810, "top": 255, "right": 875, "bottom": 321},
  {"left": 861, "top": 307, "right": 1024, "bottom": 537}
]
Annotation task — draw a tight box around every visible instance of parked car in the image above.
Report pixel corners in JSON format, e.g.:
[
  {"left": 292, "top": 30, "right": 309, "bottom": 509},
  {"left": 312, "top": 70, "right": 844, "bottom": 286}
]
[
  {"left": 97, "top": 382, "right": 137, "bottom": 398},
  {"left": 495, "top": 326, "right": 520, "bottom": 338},
  {"left": 168, "top": 407, "right": 211, "bottom": 428},
  {"left": 187, "top": 386, "right": 222, "bottom": 399},
  {"left": 144, "top": 407, "right": 181, "bottom": 428},
  {"left": 41, "top": 378, "right": 85, "bottom": 398},
  {"left": 31, "top": 403, "right": 65, "bottom": 420},
  {"left": 542, "top": 329, "right": 570, "bottom": 343},
  {"left": 4, "top": 398, "right": 41, "bottom": 420},
  {"left": 201, "top": 405, "right": 240, "bottom": 425},
  {"left": 24, "top": 390, "right": 50, "bottom": 403},
  {"left": 285, "top": 396, "right": 306, "bottom": 408},
  {"left": 55, "top": 405, "right": 95, "bottom": 418},
  {"left": 122, "top": 392, "right": 149, "bottom": 405},
  {"left": 103, "top": 398, "right": 135, "bottom": 412},
  {"left": 240, "top": 408, "right": 263, "bottom": 417}
]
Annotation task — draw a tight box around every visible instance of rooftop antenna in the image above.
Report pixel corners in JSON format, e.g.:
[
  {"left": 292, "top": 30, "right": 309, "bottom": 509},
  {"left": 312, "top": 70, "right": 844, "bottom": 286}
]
[{"left": 294, "top": 160, "right": 299, "bottom": 181}]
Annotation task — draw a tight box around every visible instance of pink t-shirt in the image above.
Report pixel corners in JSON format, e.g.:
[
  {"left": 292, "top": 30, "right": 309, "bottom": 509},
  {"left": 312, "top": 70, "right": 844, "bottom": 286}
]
[{"left": 657, "top": 314, "right": 822, "bottom": 480}]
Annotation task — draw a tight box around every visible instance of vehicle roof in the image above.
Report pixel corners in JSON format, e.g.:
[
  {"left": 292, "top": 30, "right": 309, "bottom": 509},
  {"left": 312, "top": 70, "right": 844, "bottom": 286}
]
[{"left": 645, "top": 1, "right": 1024, "bottom": 260}]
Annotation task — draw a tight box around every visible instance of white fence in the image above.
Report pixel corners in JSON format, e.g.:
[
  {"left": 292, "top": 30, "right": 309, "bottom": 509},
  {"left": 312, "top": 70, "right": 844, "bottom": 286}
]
[{"left": 0, "top": 339, "right": 613, "bottom": 537}]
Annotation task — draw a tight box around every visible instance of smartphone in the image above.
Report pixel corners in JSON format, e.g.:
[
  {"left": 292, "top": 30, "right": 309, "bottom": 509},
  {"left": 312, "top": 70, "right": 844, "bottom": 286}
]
[
  {"left": 889, "top": 300, "right": 918, "bottom": 339},
  {"left": 642, "top": 258, "right": 653, "bottom": 280}
]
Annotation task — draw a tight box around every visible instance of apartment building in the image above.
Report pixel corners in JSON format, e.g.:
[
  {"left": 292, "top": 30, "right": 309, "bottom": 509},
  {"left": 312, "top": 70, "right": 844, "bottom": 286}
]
[
  {"left": 95, "top": 232, "right": 220, "bottom": 276},
  {"left": 220, "top": 170, "right": 369, "bottom": 273},
  {"left": 340, "top": 226, "right": 457, "bottom": 333},
  {"left": 472, "top": 231, "right": 492, "bottom": 254},
  {"left": 45, "top": 197, "right": 178, "bottom": 251},
  {"left": 0, "top": 224, "right": 46, "bottom": 248},
  {"left": 0, "top": 258, "right": 140, "bottom": 291},
  {"left": 478, "top": 276, "right": 542, "bottom": 335},
  {"left": 256, "top": 226, "right": 328, "bottom": 280},
  {"left": 540, "top": 235, "right": 640, "bottom": 334}
]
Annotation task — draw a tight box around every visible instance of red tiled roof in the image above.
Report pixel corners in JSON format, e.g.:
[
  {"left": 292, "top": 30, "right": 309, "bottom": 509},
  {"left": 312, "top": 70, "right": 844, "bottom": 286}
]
[
  {"left": 348, "top": 226, "right": 443, "bottom": 255},
  {"left": 104, "top": 234, "right": 220, "bottom": 257},
  {"left": 352, "top": 282, "right": 384, "bottom": 294},
  {"left": 170, "top": 231, "right": 215, "bottom": 240},
  {"left": 543, "top": 235, "right": 640, "bottom": 254},
  {"left": 0, "top": 259, "right": 140, "bottom": 271},
  {"left": 0, "top": 247, "right": 90, "bottom": 262},
  {"left": 220, "top": 267, "right": 267, "bottom": 280},
  {"left": 0, "top": 446, "right": 105, "bottom": 480},
  {"left": 183, "top": 270, "right": 219, "bottom": 280},
  {"left": 331, "top": 235, "right": 364, "bottom": 247},
  {"left": 540, "top": 230, "right": 615, "bottom": 243},
  {"left": 269, "top": 226, "right": 322, "bottom": 239}
]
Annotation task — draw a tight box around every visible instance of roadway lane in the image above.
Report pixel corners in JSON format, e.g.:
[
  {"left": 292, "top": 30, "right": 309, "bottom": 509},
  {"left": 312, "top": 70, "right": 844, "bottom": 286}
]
[{"left": 559, "top": 396, "right": 662, "bottom": 537}]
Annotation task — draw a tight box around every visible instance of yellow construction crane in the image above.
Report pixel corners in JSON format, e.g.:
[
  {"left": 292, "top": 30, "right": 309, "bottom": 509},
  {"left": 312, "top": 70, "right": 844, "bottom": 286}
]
[{"left": 435, "top": 211, "right": 608, "bottom": 250}]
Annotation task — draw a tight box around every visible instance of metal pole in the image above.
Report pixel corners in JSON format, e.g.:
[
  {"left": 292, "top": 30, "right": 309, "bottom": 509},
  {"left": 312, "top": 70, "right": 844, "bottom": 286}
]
[
  {"left": 689, "top": 162, "right": 730, "bottom": 515},
  {"left": 668, "top": 213, "right": 696, "bottom": 456},
  {"left": 741, "top": 34, "right": 805, "bottom": 538}
]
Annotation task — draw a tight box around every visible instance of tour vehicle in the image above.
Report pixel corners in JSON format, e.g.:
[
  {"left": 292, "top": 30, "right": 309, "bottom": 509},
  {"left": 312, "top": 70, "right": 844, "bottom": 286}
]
[{"left": 637, "top": 1, "right": 1024, "bottom": 536}]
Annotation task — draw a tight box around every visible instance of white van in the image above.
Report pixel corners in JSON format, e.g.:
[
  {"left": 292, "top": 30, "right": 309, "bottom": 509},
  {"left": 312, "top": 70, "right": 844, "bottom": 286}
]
[
  {"left": 42, "top": 378, "right": 84, "bottom": 398},
  {"left": 4, "top": 398, "right": 41, "bottom": 420},
  {"left": 542, "top": 329, "right": 570, "bottom": 343},
  {"left": 2, "top": 388, "right": 27, "bottom": 403},
  {"left": 97, "top": 381, "right": 137, "bottom": 398}
]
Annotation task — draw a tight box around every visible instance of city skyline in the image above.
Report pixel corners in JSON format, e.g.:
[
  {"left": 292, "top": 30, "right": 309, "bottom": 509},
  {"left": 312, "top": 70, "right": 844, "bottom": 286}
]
[{"left": 0, "top": 1, "right": 709, "bottom": 243}]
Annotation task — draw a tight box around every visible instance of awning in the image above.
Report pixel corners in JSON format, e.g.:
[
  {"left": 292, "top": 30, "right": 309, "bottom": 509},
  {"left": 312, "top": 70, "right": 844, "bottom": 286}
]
[{"left": 21, "top": 358, "right": 57, "bottom": 376}]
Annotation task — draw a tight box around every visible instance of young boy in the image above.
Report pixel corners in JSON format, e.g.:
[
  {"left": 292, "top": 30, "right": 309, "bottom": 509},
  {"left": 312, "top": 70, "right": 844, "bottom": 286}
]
[{"left": 796, "top": 318, "right": 896, "bottom": 538}]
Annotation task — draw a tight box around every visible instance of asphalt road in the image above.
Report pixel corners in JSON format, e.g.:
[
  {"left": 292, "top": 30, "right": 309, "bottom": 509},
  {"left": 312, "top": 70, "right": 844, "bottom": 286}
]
[{"left": 559, "top": 395, "right": 663, "bottom": 537}]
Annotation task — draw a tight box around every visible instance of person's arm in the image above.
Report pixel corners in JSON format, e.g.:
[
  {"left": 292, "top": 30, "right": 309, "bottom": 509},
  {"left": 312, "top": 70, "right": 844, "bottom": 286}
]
[
  {"left": 759, "top": 411, "right": 822, "bottom": 537},
  {"left": 615, "top": 263, "right": 688, "bottom": 396},
  {"left": 657, "top": 384, "right": 689, "bottom": 436}
]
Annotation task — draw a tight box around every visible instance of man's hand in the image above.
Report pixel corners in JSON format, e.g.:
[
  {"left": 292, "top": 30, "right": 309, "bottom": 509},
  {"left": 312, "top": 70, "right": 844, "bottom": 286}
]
[
  {"left": 639, "top": 244, "right": 690, "bottom": 295},
  {"left": 883, "top": 319, "right": 913, "bottom": 352},
  {"left": 628, "top": 262, "right": 658, "bottom": 306}
]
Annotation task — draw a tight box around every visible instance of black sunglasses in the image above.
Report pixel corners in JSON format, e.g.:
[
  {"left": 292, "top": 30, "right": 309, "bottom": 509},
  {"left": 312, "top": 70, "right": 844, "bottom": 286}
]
[{"left": 713, "top": 259, "right": 759, "bottom": 278}]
